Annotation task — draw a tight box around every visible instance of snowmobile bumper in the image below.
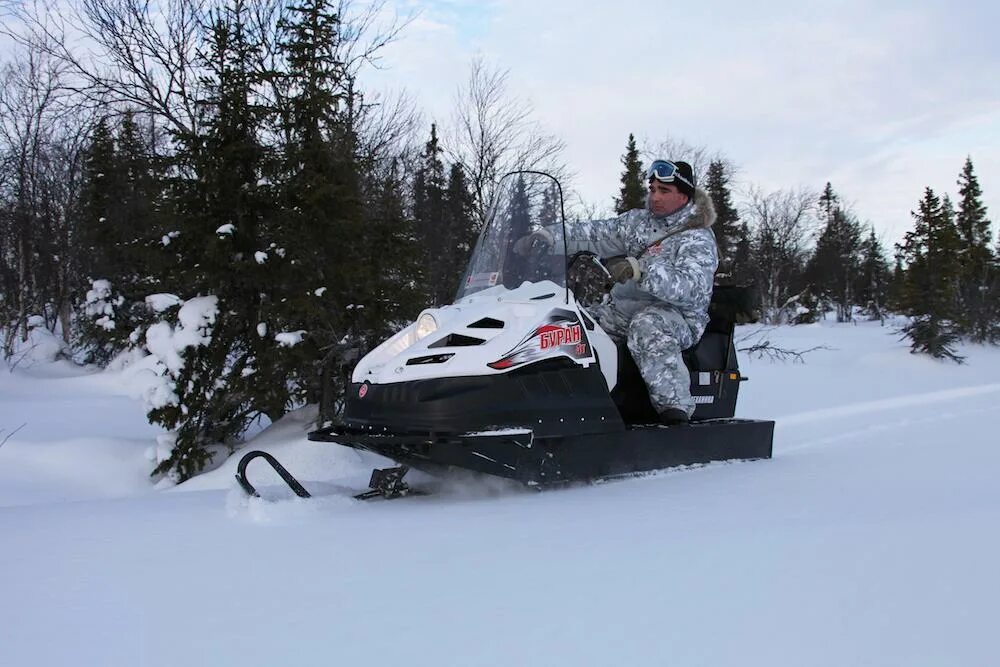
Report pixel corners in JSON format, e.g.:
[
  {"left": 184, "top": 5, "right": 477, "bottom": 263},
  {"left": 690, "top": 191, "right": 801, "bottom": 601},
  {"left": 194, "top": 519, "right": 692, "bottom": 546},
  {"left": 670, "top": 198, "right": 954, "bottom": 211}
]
[{"left": 307, "top": 418, "right": 774, "bottom": 486}]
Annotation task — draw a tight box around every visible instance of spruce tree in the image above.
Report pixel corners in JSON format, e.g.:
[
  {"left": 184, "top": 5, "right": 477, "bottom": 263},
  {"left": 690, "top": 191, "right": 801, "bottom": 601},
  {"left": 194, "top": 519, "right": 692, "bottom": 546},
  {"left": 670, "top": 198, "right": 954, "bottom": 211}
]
[
  {"left": 614, "top": 134, "right": 645, "bottom": 214},
  {"left": 724, "top": 221, "right": 751, "bottom": 287},
  {"left": 817, "top": 181, "right": 838, "bottom": 223},
  {"left": 148, "top": 2, "right": 282, "bottom": 481},
  {"left": 505, "top": 175, "right": 533, "bottom": 263},
  {"left": 855, "top": 226, "right": 890, "bottom": 321},
  {"left": 76, "top": 117, "right": 124, "bottom": 364},
  {"left": 412, "top": 124, "right": 448, "bottom": 304},
  {"left": 954, "top": 157, "right": 995, "bottom": 341},
  {"left": 78, "top": 117, "right": 116, "bottom": 280},
  {"left": 76, "top": 113, "right": 164, "bottom": 364},
  {"left": 895, "top": 187, "right": 964, "bottom": 360},
  {"left": 704, "top": 160, "right": 740, "bottom": 283},
  {"left": 355, "top": 157, "right": 422, "bottom": 347},
  {"left": 804, "top": 183, "right": 864, "bottom": 321},
  {"left": 442, "top": 163, "right": 477, "bottom": 301},
  {"left": 538, "top": 180, "right": 562, "bottom": 228},
  {"left": 887, "top": 254, "right": 906, "bottom": 313},
  {"left": 274, "top": 0, "right": 366, "bottom": 425}
]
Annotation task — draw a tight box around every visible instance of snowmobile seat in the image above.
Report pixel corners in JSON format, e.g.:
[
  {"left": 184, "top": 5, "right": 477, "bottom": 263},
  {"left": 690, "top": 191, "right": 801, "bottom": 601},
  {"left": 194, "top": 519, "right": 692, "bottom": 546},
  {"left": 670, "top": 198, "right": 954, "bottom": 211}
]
[{"left": 611, "top": 285, "right": 750, "bottom": 424}]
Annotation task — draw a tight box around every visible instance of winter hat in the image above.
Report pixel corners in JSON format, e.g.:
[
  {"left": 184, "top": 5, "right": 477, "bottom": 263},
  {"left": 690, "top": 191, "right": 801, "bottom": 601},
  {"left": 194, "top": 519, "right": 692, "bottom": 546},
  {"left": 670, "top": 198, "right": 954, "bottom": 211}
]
[{"left": 648, "top": 159, "right": 696, "bottom": 199}]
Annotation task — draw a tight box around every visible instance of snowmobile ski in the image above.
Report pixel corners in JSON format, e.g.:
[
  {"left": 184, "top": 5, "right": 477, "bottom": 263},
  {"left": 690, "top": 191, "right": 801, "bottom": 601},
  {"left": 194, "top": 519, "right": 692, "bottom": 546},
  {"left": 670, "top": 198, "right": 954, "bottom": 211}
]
[
  {"left": 235, "top": 450, "right": 428, "bottom": 501},
  {"left": 235, "top": 450, "right": 312, "bottom": 499}
]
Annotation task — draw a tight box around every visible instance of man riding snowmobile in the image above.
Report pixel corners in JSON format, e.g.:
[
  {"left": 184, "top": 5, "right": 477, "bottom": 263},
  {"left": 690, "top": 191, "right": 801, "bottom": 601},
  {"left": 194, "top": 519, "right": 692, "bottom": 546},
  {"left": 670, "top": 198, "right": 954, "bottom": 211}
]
[{"left": 518, "top": 159, "right": 717, "bottom": 425}]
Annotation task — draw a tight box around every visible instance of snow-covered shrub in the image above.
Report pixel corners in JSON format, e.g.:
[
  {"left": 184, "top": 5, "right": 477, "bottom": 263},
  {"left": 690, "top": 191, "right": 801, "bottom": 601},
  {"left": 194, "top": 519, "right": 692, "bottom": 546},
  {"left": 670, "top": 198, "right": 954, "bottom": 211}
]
[
  {"left": 0, "top": 315, "right": 67, "bottom": 367},
  {"left": 141, "top": 296, "right": 225, "bottom": 481},
  {"left": 75, "top": 279, "right": 151, "bottom": 366}
]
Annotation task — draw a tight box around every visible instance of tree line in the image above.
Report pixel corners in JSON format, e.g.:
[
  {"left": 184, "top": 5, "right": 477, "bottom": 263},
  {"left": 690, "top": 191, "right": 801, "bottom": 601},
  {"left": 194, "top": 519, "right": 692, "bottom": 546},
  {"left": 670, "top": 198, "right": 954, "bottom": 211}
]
[{"left": 1, "top": 1, "right": 995, "bottom": 481}]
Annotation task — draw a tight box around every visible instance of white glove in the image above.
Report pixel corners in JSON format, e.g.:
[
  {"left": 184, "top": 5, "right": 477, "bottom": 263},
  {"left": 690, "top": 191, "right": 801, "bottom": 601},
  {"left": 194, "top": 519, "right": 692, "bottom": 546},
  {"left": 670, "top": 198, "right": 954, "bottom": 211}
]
[{"left": 512, "top": 228, "right": 554, "bottom": 255}]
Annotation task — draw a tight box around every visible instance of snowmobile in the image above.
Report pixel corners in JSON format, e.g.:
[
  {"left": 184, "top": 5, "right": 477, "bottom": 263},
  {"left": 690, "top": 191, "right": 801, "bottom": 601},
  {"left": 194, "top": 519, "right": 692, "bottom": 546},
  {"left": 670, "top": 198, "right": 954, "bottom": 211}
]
[{"left": 238, "top": 171, "right": 772, "bottom": 500}]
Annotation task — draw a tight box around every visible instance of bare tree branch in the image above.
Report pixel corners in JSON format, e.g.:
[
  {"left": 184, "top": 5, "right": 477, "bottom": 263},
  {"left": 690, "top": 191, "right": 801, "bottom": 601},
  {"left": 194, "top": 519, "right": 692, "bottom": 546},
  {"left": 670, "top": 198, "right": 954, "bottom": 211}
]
[
  {"left": 641, "top": 135, "right": 734, "bottom": 185},
  {"left": 0, "top": 422, "right": 27, "bottom": 448},
  {"left": 739, "top": 185, "right": 818, "bottom": 323},
  {"left": 2, "top": 0, "right": 206, "bottom": 135},
  {"left": 447, "top": 57, "right": 566, "bottom": 226},
  {"left": 736, "top": 326, "right": 829, "bottom": 362}
]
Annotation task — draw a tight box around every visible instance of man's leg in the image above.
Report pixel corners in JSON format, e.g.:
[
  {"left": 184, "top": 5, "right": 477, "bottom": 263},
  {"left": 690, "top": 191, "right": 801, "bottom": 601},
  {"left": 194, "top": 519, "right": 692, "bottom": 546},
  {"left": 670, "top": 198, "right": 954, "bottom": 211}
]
[{"left": 626, "top": 305, "right": 696, "bottom": 419}]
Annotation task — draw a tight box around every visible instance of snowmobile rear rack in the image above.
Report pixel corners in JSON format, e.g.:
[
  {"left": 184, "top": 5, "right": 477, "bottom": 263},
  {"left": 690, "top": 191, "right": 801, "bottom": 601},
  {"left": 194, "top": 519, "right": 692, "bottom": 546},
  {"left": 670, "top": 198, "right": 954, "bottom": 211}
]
[{"left": 235, "top": 450, "right": 312, "bottom": 499}]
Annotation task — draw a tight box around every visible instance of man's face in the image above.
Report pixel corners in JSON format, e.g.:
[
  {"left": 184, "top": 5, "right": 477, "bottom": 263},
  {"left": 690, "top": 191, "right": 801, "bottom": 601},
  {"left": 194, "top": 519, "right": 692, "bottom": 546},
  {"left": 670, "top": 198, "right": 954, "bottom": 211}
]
[{"left": 648, "top": 181, "right": 689, "bottom": 217}]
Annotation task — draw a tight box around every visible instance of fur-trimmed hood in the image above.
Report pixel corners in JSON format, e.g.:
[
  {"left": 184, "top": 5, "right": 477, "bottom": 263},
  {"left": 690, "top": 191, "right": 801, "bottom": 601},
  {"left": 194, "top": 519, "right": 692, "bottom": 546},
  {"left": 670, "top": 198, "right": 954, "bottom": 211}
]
[{"left": 648, "top": 187, "right": 717, "bottom": 233}]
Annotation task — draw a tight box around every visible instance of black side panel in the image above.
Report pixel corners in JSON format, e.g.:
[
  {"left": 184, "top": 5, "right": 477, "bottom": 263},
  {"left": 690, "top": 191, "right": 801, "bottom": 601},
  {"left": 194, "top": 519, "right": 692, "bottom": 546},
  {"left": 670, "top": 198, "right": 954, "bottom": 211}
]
[
  {"left": 610, "top": 345, "right": 658, "bottom": 424},
  {"left": 344, "top": 359, "right": 624, "bottom": 439}
]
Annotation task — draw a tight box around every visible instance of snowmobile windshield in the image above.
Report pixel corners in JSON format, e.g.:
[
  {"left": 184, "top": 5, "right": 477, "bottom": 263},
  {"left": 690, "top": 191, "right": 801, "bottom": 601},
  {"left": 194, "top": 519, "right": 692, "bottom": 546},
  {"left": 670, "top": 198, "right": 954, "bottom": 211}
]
[{"left": 456, "top": 171, "right": 568, "bottom": 302}]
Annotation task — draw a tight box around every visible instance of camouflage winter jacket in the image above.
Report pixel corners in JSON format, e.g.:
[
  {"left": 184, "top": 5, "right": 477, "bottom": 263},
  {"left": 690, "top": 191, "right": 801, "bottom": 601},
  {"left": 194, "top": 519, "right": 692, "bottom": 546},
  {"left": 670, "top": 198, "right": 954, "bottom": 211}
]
[{"left": 567, "top": 188, "right": 719, "bottom": 339}]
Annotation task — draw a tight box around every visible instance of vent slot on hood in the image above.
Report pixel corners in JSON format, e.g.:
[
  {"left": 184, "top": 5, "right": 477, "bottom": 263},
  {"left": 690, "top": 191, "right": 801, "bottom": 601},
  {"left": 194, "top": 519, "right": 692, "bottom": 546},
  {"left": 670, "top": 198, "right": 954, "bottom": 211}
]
[
  {"left": 406, "top": 353, "right": 455, "bottom": 365},
  {"left": 428, "top": 334, "right": 486, "bottom": 348},
  {"left": 468, "top": 317, "right": 504, "bottom": 329}
]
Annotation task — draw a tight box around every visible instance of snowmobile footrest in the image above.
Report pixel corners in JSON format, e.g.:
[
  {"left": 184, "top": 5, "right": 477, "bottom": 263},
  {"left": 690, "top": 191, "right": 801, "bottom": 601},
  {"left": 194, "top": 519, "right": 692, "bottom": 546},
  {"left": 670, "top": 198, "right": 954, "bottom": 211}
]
[
  {"left": 354, "top": 466, "right": 412, "bottom": 500},
  {"left": 235, "top": 450, "right": 311, "bottom": 499}
]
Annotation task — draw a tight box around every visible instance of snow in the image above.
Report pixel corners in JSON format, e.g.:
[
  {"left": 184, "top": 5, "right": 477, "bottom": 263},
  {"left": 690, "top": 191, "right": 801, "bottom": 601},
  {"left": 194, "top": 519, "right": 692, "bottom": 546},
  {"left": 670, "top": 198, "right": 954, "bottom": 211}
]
[
  {"left": 216, "top": 223, "right": 235, "bottom": 235},
  {"left": 144, "top": 295, "right": 218, "bottom": 376},
  {"left": 1, "top": 318, "right": 999, "bottom": 666},
  {"left": 275, "top": 330, "right": 306, "bottom": 347},
  {"left": 85, "top": 279, "right": 122, "bottom": 330},
  {"left": 144, "top": 293, "right": 182, "bottom": 313},
  {"left": 254, "top": 250, "right": 268, "bottom": 264}
]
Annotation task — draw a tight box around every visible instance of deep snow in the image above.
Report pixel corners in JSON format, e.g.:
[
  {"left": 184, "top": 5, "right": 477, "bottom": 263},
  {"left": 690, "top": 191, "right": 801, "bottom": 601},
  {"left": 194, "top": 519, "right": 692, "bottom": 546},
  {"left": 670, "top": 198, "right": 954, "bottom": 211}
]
[{"left": 1, "top": 319, "right": 998, "bottom": 666}]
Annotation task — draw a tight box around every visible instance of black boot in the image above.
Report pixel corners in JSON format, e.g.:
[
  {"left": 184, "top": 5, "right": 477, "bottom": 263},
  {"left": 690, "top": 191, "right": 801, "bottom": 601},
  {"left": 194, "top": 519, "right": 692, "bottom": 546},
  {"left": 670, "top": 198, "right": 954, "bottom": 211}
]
[{"left": 658, "top": 407, "right": 689, "bottom": 426}]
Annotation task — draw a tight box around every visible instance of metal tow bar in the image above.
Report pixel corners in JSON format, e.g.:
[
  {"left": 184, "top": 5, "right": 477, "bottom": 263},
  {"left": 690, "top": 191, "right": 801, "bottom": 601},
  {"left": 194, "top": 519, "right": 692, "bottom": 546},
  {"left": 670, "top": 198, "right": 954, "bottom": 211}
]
[{"left": 235, "top": 450, "right": 311, "bottom": 499}]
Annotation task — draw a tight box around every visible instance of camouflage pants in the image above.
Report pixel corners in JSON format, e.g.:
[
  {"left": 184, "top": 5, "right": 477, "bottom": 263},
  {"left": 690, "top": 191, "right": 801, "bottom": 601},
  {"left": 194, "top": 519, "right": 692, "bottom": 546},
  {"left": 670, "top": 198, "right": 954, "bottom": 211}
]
[{"left": 592, "top": 303, "right": 696, "bottom": 417}]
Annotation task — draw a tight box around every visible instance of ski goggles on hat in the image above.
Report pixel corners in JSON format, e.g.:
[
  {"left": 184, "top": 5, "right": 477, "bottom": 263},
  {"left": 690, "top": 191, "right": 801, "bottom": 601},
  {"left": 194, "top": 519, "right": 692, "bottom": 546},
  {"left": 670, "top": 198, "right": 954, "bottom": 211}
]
[{"left": 647, "top": 160, "right": 694, "bottom": 189}]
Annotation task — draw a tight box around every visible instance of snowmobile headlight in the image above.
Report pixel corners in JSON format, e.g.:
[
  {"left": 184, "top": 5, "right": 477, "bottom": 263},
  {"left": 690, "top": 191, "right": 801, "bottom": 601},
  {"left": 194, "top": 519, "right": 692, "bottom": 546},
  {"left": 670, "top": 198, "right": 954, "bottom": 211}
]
[{"left": 415, "top": 312, "right": 438, "bottom": 340}]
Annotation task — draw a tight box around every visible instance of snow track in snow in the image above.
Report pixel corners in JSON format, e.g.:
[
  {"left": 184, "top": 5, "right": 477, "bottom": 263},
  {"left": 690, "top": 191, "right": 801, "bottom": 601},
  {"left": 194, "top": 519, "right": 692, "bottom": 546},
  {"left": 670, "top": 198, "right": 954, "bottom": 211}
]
[
  {"left": 775, "top": 382, "right": 1000, "bottom": 427},
  {"left": 780, "top": 403, "right": 998, "bottom": 455}
]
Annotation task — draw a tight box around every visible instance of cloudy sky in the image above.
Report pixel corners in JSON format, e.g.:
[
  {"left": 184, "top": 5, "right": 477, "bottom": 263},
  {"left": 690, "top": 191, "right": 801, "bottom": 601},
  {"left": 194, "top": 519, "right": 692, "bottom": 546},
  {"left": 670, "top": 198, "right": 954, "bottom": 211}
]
[{"left": 361, "top": 0, "right": 999, "bottom": 245}]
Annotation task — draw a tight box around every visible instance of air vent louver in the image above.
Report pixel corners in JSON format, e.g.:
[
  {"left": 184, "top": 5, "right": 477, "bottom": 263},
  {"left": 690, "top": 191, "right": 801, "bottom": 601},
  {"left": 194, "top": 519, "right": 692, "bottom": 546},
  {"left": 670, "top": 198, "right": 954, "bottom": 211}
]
[
  {"left": 428, "top": 334, "right": 486, "bottom": 348},
  {"left": 468, "top": 317, "right": 505, "bottom": 329},
  {"left": 406, "top": 353, "right": 455, "bottom": 365}
]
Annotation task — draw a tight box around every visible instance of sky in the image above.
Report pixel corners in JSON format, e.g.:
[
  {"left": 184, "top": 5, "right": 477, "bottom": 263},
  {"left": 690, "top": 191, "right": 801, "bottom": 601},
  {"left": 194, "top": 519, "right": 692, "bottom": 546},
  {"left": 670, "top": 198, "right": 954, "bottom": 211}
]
[{"left": 360, "top": 0, "right": 1000, "bottom": 246}]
